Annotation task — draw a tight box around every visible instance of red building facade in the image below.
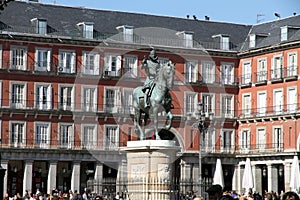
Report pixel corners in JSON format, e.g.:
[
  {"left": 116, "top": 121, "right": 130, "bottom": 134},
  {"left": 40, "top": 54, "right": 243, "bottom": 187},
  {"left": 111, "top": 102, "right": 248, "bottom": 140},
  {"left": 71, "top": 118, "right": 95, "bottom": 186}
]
[{"left": 0, "top": 0, "right": 299, "bottom": 198}]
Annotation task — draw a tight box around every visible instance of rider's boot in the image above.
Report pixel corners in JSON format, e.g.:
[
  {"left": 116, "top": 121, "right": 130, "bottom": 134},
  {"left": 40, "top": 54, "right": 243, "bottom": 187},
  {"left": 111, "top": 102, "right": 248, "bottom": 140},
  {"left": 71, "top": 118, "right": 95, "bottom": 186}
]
[{"left": 144, "top": 90, "right": 150, "bottom": 109}]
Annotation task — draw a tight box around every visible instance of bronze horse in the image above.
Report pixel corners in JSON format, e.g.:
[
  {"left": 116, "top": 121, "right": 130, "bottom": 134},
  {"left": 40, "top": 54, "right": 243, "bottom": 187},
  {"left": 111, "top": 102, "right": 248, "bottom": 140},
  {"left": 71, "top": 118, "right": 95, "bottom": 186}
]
[{"left": 133, "top": 61, "right": 175, "bottom": 140}]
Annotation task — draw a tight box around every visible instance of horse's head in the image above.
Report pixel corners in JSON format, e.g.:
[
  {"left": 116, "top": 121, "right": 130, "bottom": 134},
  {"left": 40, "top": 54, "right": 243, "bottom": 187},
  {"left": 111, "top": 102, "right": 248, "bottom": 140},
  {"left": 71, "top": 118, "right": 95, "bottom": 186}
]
[{"left": 158, "top": 61, "right": 175, "bottom": 89}]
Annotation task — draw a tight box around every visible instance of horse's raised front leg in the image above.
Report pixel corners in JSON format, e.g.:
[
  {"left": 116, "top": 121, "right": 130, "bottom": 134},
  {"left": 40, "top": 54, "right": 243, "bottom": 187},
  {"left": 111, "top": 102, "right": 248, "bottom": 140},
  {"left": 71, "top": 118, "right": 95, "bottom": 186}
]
[{"left": 152, "top": 106, "right": 161, "bottom": 140}]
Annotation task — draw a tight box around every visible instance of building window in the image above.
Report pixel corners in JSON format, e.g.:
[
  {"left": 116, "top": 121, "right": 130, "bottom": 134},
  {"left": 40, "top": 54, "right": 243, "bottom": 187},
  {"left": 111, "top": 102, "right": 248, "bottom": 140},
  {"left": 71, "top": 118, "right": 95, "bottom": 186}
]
[
  {"left": 82, "top": 51, "right": 99, "bottom": 75},
  {"left": 11, "top": 83, "right": 26, "bottom": 109},
  {"left": 123, "top": 55, "right": 138, "bottom": 78},
  {"left": 287, "top": 52, "right": 297, "bottom": 76},
  {"left": 202, "top": 93, "right": 215, "bottom": 116},
  {"left": 221, "top": 36, "right": 230, "bottom": 50},
  {"left": 249, "top": 34, "right": 256, "bottom": 48},
  {"left": 257, "top": 58, "right": 267, "bottom": 82},
  {"left": 38, "top": 19, "right": 47, "bottom": 35},
  {"left": 271, "top": 55, "right": 282, "bottom": 79},
  {"left": 185, "top": 60, "right": 198, "bottom": 83},
  {"left": 35, "top": 123, "right": 50, "bottom": 148},
  {"left": 59, "top": 85, "right": 74, "bottom": 110},
  {"left": 59, "top": 124, "right": 73, "bottom": 149},
  {"left": 116, "top": 25, "right": 134, "bottom": 42},
  {"left": 11, "top": 122, "right": 25, "bottom": 147},
  {"left": 240, "top": 129, "right": 250, "bottom": 151},
  {"left": 82, "top": 86, "right": 97, "bottom": 112},
  {"left": 11, "top": 46, "right": 27, "bottom": 70},
  {"left": 221, "top": 94, "right": 233, "bottom": 118},
  {"left": 281, "top": 26, "right": 288, "bottom": 42},
  {"left": 184, "top": 32, "right": 193, "bottom": 48},
  {"left": 105, "top": 88, "right": 121, "bottom": 113},
  {"left": 220, "top": 129, "right": 234, "bottom": 152},
  {"left": 77, "top": 22, "right": 94, "bottom": 39},
  {"left": 123, "top": 89, "right": 134, "bottom": 115},
  {"left": 185, "top": 92, "right": 198, "bottom": 117},
  {"left": 257, "top": 91, "right": 266, "bottom": 116},
  {"left": 58, "top": 50, "right": 76, "bottom": 73},
  {"left": 201, "top": 61, "right": 215, "bottom": 84},
  {"left": 221, "top": 63, "right": 234, "bottom": 85},
  {"left": 273, "top": 127, "right": 282, "bottom": 150},
  {"left": 242, "top": 61, "right": 251, "bottom": 84},
  {"left": 36, "top": 84, "right": 52, "bottom": 110},
  {"left": 204, "top": 128, "right": 215, "bottom": 152},
  {"left": 35, "top": 48, "right": 51, "bottom": 72},
  {"left": 104, "top": 54, "right": 122, "bottom": 77},
  {"left": 256, "top": 128, "right": 266, "bottom": 150},
  {"left": 105, "top": 125, "right": 119, "bottom": 149},
  {"left": 31, "top": 18, "right": 47, "bottom": 35},
  {"left": 287, "top": 87, "right": 297, "bottom": 112},
  {"left": 82, "top": 125, "right": 97, "bottom": 148},
  {"left": 273, "top": 89, "right": 283, "bottom": 114},
  {"left": 242, "top": 93, "right": 251, "bottom": 117}
]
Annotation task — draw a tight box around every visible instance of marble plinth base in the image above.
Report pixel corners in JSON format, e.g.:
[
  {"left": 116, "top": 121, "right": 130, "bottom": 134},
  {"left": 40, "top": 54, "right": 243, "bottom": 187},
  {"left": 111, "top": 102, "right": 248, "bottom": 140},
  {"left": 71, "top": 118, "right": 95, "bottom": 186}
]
[{"left": 124, "top": 140, "right": 180, "bottom": 200}]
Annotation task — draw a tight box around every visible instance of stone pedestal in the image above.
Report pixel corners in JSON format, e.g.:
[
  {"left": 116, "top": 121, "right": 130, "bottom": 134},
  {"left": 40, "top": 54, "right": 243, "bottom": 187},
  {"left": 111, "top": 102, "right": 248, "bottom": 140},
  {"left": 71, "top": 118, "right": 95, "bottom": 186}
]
[{"left": 125, "top": 140, "right": 180, "bottom": 200}]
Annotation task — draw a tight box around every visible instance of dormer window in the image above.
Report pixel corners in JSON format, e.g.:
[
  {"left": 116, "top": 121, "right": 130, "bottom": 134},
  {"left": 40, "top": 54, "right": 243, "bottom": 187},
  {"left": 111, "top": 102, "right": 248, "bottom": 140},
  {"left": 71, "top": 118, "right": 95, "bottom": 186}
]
[
  {"left": 212, "top": 34, "right": 230, "bottom": 50},
  {"left": 31, "top": 18, "right": 47, "bottom": 35},
  {"left": 177, "top": 31, "right": 194, "bottom": 48},
  {"left": 116, "top": 25, "right": 134, "bottom": 42},
  {"left": 77, "top": 22, "right": 94, "bottom": 39},
  {"left": 280, "top": 26, "right": 300, "bottom": 42},
  {"left": 249, "top": 33, "right": 269, "bottom": 48},
  {"left": 249, "top": 34, "right": 256, "bottom": 48},
  {"left": 281, "top": 26, "right": 288, "bottom": 41}
]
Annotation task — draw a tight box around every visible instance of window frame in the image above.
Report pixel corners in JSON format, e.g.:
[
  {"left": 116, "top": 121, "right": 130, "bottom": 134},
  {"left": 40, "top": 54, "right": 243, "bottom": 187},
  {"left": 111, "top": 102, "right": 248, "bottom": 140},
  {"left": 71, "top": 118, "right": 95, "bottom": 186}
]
[
  {"left": 58, "top": 49, "right": 76, "bottom": 74},
  {"left": 59, "top": 84, "right": 75, "bottom": 111},
  {"left": 185, "top": 60, "right": 198, "bottom": 83},
  {"left": 104, "top": 124, "right": 119, "bottom": 150},
  {"left": 10, "top": 82, "right": 27, "bottom": 109},
  {"left": 81, "top": 85, "right": 98, "bottom": 112},
  {"left": 10, "top": 46, "right": 27, "bottom": 70}
]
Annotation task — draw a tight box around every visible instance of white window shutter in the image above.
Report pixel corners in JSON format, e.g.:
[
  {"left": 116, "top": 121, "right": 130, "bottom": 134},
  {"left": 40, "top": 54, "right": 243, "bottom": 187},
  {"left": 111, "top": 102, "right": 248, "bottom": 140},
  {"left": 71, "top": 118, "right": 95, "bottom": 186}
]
[
  {"left": 116, "top": 55, "right": 122, "bottom": 76},
  {"left": 71, "top": 52, "right": 76, "bottom": 73},
  {"left": 104, "top": 56, "right": 110, "bottom": 71},
  {"left": 82, "top": 53, "right": 87, "bottom": 73},
  {"left": 38, "top": 86, "right": 43, "bottom": 109},
  {"left": 47, "top": 50, "right": 51, "bottom": 71},
  {"left": 94, "top": 54, "right": 100, "bottom": 75},
  {"left": 68, "top": 125, "right": 73, "bottom": 148},
  {"left": 231, "top": 131, "right": 235, "bottom": 150},
  {"left": 47, "top": 85, "right": 52, "bottom": 109},
  {"left": 220, "top": 132, "right": 223, "bottom": 151}
]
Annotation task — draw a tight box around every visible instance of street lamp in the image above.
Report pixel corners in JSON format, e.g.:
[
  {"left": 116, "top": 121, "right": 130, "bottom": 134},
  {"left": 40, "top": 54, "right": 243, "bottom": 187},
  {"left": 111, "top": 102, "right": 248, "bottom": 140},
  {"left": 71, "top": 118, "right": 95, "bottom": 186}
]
[{"left": 193, "top": 102, "right": 213, "bottom": 197}]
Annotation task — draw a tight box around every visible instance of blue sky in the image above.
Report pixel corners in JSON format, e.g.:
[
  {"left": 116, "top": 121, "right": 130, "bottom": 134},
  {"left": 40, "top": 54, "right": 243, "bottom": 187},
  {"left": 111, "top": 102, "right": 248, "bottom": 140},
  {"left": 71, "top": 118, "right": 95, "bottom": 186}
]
[{"left": 41, "top": 0, "right": 300, "bottom": 24}]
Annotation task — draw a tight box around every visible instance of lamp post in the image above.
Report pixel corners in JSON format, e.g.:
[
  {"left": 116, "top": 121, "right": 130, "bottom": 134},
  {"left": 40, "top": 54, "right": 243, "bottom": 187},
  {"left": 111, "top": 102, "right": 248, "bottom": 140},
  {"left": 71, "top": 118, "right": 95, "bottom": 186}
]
[{"left": 193, "top": 102, "right": 213, "bottom": 198}]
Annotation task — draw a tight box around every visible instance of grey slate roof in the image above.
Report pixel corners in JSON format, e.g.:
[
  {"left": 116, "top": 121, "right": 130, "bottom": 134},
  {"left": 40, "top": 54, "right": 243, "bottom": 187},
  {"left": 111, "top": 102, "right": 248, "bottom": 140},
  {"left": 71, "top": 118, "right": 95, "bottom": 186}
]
[
  {"left": 0, "top": 1, "right": 299, "bottom": 53},
  {"left": 240, "top": 15, "right": 300, "bottom": 52}
]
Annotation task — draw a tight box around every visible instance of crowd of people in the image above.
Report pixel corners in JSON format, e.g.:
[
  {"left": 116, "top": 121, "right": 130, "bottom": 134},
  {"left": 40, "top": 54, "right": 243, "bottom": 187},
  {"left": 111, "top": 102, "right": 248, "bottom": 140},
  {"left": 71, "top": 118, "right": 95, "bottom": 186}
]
[
  {"left": 2, "top": 189, "right": 300, "bottom": 200},
  {"left": 2, "top": 188, "right": 124, "bottom": 200}
]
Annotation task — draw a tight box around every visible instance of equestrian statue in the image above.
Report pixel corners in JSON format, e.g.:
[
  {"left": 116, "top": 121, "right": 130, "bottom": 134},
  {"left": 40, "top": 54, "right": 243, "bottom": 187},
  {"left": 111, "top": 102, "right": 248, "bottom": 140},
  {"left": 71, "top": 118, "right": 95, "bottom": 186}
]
[{"left": 133, "top": 49, "right": 175, "bottom": 140}]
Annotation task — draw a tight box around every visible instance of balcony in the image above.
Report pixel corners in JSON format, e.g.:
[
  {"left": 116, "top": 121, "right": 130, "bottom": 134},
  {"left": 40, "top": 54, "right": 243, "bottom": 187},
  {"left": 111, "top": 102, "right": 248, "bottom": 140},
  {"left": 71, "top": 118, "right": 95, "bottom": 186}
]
[
  {"left": 239, "top": 74, "right": 252, "bottom": 88},
  {"left": 0, "top": 138, "right": 126, "bottom": 150},
  {"left": 254, "top": 71, "right": 268, "bottom": 85},
  {"left": 237, "top": 103, "right": 300, "bottom": 120},
  {"left": 283, "top": 66, "right": 298, "bottom": 81},
  {"left": 270, "top": 68, "right": 283, "bottom": 83},
  {"left": 184, "top": 72, "right": 238, "bottom": 86},
  {"left": 200, "top": 142, "right": 284, "bottom": 155}
]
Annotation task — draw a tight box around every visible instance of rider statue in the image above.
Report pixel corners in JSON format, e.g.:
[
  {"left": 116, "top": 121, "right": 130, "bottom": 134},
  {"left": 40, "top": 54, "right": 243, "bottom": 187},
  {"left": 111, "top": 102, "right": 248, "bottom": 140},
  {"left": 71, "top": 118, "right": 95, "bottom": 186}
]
[{"left": 141, "top": 49, "right": 160, "bottom": 108}]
